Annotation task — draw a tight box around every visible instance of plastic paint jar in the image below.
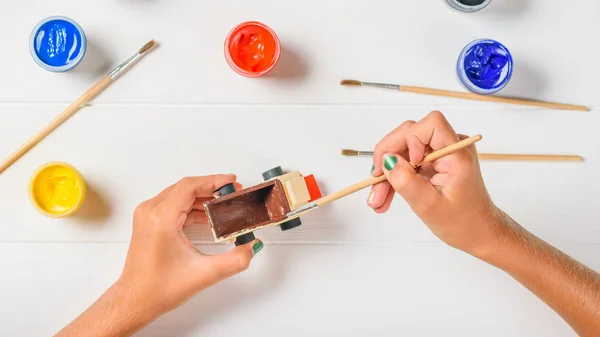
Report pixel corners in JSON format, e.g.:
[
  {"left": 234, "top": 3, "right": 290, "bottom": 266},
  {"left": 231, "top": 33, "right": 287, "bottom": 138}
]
[
  {"left": 446, "top": 0, "right": 492, "bottom": 12},
  {"left": 29, "top": 162, "right": 87, "bottom": 218},
  {"left": 457, "top": 38, "right": 513, "bottom": 95},
  {"left": 30, "top": 16, "right": 87, "bottom": 72},
  {"left": 224, "top": 21, "right": 281, "bottom": 77}
]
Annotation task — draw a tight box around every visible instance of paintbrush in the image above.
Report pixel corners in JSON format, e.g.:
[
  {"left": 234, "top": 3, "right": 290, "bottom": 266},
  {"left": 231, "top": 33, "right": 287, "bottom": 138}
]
[
  {"left": 341, "top": 148, "right": 583, "bottom": 162},
  {"left": 340, "top": 79, "right": 589, "bottom": 112},
  {"left": 341, "top": 149, "right": 374, "bottom": 156},
  {"left": 287, "top": 134, "right": 483, "bottom": 218},
  {"left": 0, "top": 40, "right": 157, "bottom": 174}
]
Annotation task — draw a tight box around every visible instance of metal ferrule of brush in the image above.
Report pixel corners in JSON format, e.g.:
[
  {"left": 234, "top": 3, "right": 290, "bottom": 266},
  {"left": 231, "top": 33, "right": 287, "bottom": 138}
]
[
  {"left": 108, "top": 53, "right": 141, "bottom": 79},
  {"left": 286, "top": 201, "right": 318, "bottom": 218},
  {"left": 362, "top": 82, "right": 400, "bottom": 90}
]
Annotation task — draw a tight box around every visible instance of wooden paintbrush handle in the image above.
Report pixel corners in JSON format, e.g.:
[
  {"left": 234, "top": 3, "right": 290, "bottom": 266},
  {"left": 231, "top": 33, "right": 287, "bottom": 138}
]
[
  {"left": 317, "top": 135, "right": 483, "bottom": 207},
  {"left": 316, "top": 175, "right": 387, "bottom": 206},
  {"left": 478, "top": 153, "right": 583, "bottom": 162},
  {"left": 345, "top": 150, "right": 582, "bottom": 162},
  {"left": 399, "top": 85, "right": 589, "bottom": 112},
  {"left": 414, "top": 134, "right": 482, "bottom": 165},
  {"left": 0, "top": 76, "right": 113, "bottom": 174}
]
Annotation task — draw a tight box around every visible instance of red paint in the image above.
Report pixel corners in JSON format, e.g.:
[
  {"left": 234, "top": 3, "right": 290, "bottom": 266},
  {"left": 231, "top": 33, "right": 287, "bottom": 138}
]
[
  {"left": 304, "top": 175, "right": 322, "bottom": 202},
  {"left": 225, "top": 21, "right": 280, "bottom": 77}
]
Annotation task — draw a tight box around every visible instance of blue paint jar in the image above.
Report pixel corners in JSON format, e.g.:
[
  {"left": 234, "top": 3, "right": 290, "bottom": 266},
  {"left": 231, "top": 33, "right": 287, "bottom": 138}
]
[
  {"left": 29, "top": 16, "right": 87, "bottom": 72},
  {"left": 446, "top": 0, "right": 492, "bottom": 12},
  {"left": 457, "top": 38, "right": 513, "bottom": 95}
]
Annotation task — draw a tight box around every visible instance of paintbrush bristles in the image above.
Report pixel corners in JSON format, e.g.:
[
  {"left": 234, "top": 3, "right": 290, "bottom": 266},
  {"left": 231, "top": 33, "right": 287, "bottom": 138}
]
[
  {"left": 340, "top": 79, "right": 362, "bottom": 86},
  {"left": 341, "top": 149, "right": 359, "bottom": 156},
  {"left": 138, "top": 40, "right": 157, "bottom": 54}
]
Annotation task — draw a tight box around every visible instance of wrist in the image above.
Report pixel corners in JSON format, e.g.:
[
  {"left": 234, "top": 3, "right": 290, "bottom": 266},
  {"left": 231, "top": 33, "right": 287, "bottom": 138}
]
[
  {"left": 469, "top": 207, "right": 535, "bottom": 273},
  {"left": 468, "top": 206, "right": 520, "bottom": 264},
  {"left": 111, "top": 277, "right": 164, "bottom": 327},
  {"left": 55, "top": 278, "right": 163, "bottom": 337}
]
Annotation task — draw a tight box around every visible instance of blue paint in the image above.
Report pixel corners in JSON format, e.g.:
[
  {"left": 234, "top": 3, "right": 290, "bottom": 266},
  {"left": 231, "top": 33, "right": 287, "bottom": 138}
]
[
  {"left": 30, "top": 16, "right": 87, "bottom": 72},
  {"left": 35, "top": 20, "right": 82, "bottom": 66},
  {"left": 457, "top": 39, "right": 513, "bottom": 95}
]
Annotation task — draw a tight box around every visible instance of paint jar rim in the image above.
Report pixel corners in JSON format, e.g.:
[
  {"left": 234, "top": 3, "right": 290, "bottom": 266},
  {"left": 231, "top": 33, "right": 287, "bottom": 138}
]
[
  {"left": 224, "top": 21, "right": 281, "bottom": 78},
  {"left": 29, "top": 16, "right": 88, "bottom": 73},
  {"left": 445, "top": 0, "right": 492, "bottom": 13},
  {"left": 28, "top": 161, "right": 87, "bottom": 218},
  {"left": 456, "top": 38, "right": 513, "bottom": 95}
]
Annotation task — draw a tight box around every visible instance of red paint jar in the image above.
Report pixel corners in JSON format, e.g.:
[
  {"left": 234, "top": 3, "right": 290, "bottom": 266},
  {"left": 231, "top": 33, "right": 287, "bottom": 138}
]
[{"left": 224, "top": 21, "right": 281, "bottom": 77}]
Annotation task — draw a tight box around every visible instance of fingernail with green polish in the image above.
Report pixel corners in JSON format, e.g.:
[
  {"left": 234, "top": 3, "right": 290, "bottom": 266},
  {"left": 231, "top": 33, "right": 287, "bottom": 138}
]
[
  {"left": 384, "top": 155, "right": 398, "bottom": 171},
  {"left": 252, "top": 240, "right": 264, "bottom": 255},
  {"left": 371, "top": 163, "right": 375, "bottom": 172}
]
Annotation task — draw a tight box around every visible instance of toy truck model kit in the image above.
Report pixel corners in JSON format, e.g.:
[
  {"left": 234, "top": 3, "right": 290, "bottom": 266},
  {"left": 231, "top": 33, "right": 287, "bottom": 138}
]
[{"left": 203, "top": 166, "right": 322, "bottom": 246}]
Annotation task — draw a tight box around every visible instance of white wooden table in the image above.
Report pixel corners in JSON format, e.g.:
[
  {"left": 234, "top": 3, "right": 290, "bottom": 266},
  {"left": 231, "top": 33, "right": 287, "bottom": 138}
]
[{"left": 1, "top": 1, "right": 599, "bottom": 335}]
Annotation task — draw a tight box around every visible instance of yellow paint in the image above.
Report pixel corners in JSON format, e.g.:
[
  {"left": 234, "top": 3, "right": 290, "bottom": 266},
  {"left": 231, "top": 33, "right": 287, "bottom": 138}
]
[{"left": 29, "top": 162, "right": 86, "bottom": 218}]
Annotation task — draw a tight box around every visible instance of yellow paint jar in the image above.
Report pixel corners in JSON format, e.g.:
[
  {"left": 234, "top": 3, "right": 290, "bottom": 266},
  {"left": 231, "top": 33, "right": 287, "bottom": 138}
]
[{"left": 29, "top": 162, "right": 87, "bottom": 218}]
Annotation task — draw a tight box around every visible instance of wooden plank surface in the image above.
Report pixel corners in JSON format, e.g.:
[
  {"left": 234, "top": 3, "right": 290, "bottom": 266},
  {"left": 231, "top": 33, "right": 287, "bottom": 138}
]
[
  {"left": 0, "top": 0, "right": 597, "bottom": 105},
  {"left": 1, "top": 106, "right": 598, "bottom": 245},
  {"left": 2, "top": 243, "right": 597, "bottom": 336},
  {"left": 0, "top": 0, "right": 598, "bottom": 335}
]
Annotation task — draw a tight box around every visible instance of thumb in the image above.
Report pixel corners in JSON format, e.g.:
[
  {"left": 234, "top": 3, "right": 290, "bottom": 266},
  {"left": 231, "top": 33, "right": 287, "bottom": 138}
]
[
  {"left": 206, "top": 239, "right": 263, "bottom": 282},
  {"left": 382, "top": 153, "right": 441, "bottom": 214}
]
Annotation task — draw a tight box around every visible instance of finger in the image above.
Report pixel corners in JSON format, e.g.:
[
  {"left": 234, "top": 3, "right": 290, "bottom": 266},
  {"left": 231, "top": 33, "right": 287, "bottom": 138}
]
[
  {"left": 374, "top": 186, "right": 396, "bottom": 214},
  {"left": 144, "top": 179, "right": 242, "bottom": 209},
  {"left": 191, "top": 182, "right": 244, "bottom": 211},
  {"left": 367, "top": 181, "right": 391, "bottom": 209},
  {"left": 205, "top": 239, "right": 260, "bottom": 282},
  {"left": 406, "top": 111, "right": 460, "bottom": 164},
  {"left": 372, "top": 120, "right": 416, "bottom": 177},
  {"left": 157, "top": 175, "right": 237, "bottom": 225},
  {"left": 190, "top": 197, "right": 214, "bottom": 210},
  {"left": 456, "top": 133, "right": 481, "bottom": 173},
  {"left": 458, "top": 133, "right": 480, "bottom": 157},
  {"left": 183, "top": 210, "right": 208, "bottom": 228},
  {"left": 406, "top": 133, "right": 428, "bottom": 165},
  {"left": 382, "top": 153, "right": 442, "bottom": 216},
  {"left": 368, "top": 150, "right": 410, "bottom": 209}
]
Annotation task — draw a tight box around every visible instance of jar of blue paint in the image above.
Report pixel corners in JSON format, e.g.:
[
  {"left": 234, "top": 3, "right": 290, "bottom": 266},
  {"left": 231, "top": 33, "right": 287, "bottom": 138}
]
[
  {"left": 457, "top": 38, "right": 513, "bottom": 95},
  {"left": 446, "top": 0, "right": 492, "bottom": 12},
  {"left": 29, "top": 16, "right": 87, "bottom": 72}
]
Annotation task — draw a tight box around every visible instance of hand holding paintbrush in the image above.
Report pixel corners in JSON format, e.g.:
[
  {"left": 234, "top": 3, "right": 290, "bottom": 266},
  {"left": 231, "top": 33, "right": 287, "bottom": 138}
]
[{"left": 287, "top": 134, "right": 482, "bottom": 218}]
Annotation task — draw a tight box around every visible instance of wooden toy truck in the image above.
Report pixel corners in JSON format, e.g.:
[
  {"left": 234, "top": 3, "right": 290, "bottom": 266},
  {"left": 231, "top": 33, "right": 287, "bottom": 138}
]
[{"left": 203, "top": 166, "right": 322, "bottom": 246}]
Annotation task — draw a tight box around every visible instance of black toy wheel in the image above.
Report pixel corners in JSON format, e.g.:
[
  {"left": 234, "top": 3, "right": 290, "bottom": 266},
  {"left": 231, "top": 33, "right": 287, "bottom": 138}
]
[
  {"left": 235, "top": 232, "right": 256, "bottom": 246},
  {"left": 261, "top": 166, "right": 303, "bottom": 231},
  {"left": 262, "top": 166, "right": 284, "bottom": 181},
  {"left": 215, "top": 183, "right": 236, "bottom": 197},
  {"left": 280, "top": 217, "right": 302, "bottom": 231}
]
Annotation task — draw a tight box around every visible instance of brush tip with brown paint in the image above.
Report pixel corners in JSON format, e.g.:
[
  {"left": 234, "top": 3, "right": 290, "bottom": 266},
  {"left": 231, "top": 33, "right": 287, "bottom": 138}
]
[
  {"left": 341, "top": 149, "right": 359, "bottom": 156},
  {"left": 139, "top": 40, "right": 157, "bottom": 54},
  {"left": 340, "top": 79, "right": 362, "bottom": 86}
]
